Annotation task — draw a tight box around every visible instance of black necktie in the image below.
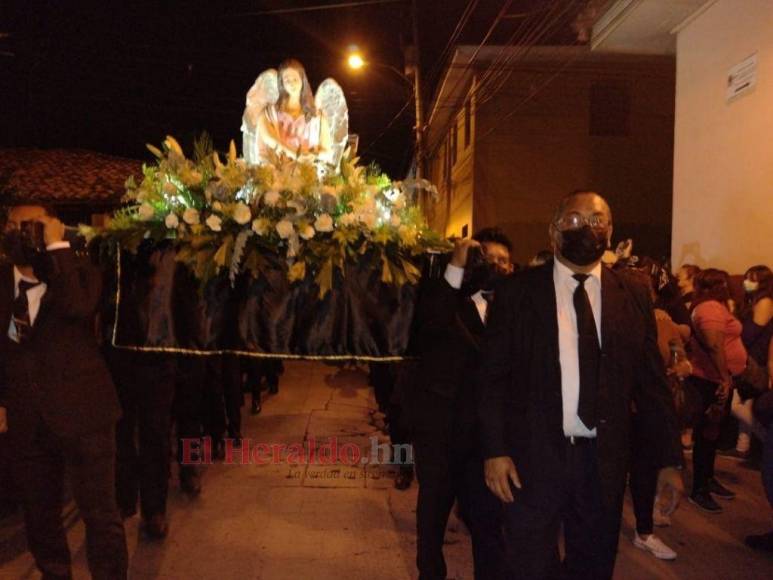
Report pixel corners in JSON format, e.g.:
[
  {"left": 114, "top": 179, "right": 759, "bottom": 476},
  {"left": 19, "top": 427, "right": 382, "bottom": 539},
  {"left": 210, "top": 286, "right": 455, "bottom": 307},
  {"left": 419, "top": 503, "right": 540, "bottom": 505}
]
[
  {"left": 13, "top": 279, "right": 41, "bottom": 343},
  {"left": 573, "top": 274, "right": 600, "bottom": 430}
]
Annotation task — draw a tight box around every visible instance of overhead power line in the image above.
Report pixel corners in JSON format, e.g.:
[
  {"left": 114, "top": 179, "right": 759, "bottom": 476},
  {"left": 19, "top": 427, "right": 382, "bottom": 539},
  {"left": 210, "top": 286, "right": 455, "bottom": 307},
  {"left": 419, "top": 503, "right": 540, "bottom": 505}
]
[{"left": 229, "top": 0, "right": 407, "bottom": 17}]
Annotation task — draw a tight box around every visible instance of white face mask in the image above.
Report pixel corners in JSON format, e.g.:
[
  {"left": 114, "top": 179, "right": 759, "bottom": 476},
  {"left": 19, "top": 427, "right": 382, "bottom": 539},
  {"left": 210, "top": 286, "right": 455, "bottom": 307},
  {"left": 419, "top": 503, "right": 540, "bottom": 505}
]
[{"left": 743, "top": 279, "right": 759, "bottom": 293}]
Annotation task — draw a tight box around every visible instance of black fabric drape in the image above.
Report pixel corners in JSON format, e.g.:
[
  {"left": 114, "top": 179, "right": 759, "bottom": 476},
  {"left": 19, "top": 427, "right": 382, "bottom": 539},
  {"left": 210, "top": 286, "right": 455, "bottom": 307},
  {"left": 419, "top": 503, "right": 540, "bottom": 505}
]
[{"left": 109, "top": 246, "right": 440, "bottom": 359}]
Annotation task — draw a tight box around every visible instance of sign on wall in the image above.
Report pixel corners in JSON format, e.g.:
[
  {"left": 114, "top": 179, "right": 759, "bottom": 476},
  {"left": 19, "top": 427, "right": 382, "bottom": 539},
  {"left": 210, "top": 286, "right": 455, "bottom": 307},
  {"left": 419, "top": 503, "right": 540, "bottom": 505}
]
[{"left": 726, "top": 53, "right": 758, "bottom": 102}]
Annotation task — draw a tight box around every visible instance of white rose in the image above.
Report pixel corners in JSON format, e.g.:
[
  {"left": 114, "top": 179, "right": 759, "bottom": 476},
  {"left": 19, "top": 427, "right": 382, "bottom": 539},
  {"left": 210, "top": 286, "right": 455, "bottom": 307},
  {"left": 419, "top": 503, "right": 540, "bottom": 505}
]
[
  {"left": 205, "top": 214, "right": 222, "bottom": 232},
  {"left": 263, "top": 190, "right": 281, "bottom": 207},
  {"left": 338, "top": 213, "right": 356, "bottom": 227},
  {"left": 390, "top": 214, "right": 401, "bottom": 227},
  {"left": 275, "top": 219, "right": 294, "bottom": 239},
  {"left": 251, "top": 218, "right": 270, "bottom": 236},
  {"left": 183, "top": 208, "right": 200, "bottom": 225},
  {"left": 164, "top": 213, "right": 179, "bottom": 229},
  {"left": 300, "top": 224, "right": 315, "bottom": 240},
  {"left": 212, "top": 201, "right": 223, "bottom": 212},
  {"left": 138, "top": 203, "right": 155, "bottom": 221},
  {"left": 314, "top": 213, "right": 334, "bottom": 232},
  {"left": 233, "top": 202, "right": 252, "bottom": 225}
]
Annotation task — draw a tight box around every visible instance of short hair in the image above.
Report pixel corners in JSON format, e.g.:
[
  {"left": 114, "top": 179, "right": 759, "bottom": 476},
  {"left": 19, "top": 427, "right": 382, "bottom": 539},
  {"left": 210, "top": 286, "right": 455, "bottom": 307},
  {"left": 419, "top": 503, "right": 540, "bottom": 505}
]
[
  {"left": 473, "top": 226, "right": 512, "bottom": 253},
  {"left": 692, "top": 268, "right": 731, "bottom": 308},
  {"left": 551, "top": 190, "right": 612, "bottom": 225}
]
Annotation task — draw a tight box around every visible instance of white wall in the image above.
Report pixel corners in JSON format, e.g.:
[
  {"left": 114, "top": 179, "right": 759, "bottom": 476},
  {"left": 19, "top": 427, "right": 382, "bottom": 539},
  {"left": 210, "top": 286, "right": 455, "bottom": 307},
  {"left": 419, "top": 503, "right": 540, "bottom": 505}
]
[{"left": 673, "top": 0, "right": 773, "bottom": 273}]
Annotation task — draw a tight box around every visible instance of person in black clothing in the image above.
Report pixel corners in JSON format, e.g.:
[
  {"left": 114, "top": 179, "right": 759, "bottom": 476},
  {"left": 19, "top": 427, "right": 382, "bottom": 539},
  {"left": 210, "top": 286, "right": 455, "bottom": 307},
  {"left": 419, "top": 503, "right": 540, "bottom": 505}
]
[
  {"left": 0, "top": 204, "right": 127, "bottom": 580},
  {"left": 109, "top": 349, "right": 176, "bottom": 539},
  {"left": 479, "top": 192, "right": 682, "bottom": 580},
  {"left": 408, "top": 227, "right": 512, "bottom": 580}
]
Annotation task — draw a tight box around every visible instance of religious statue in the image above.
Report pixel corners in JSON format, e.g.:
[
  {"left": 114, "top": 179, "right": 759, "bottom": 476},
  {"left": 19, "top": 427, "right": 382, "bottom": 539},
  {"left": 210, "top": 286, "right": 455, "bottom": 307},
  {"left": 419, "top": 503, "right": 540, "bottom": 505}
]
[{"left": 241, "top": 59, "right": 349, "bottom": 169}]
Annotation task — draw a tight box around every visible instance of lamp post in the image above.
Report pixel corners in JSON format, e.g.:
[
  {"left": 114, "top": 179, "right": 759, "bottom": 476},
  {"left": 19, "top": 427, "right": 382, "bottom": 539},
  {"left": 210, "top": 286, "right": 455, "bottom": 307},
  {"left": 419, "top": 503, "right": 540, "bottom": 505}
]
[{"left": 346, "top": 42, "right": 425, "bottom": 179}]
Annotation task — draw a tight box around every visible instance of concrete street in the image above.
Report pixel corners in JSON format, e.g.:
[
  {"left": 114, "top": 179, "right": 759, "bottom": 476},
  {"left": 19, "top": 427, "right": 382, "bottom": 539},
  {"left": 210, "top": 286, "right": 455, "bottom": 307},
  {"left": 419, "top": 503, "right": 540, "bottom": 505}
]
[{"left": 1, "top": 361, "right": 772, "bottom": 579}]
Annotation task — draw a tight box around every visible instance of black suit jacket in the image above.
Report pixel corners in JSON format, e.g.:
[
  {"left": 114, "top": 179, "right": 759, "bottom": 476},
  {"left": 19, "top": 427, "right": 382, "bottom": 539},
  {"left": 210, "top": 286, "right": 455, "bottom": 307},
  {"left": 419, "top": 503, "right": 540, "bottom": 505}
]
[
  {"left": 478, "top": 261, "right": 681, "bottom": 502},
  {"left": 413, "top": 277, "right": 486, "bottom": 401},
  {"left": 0, "top": 249, "right": 121, "bottom": 445}
]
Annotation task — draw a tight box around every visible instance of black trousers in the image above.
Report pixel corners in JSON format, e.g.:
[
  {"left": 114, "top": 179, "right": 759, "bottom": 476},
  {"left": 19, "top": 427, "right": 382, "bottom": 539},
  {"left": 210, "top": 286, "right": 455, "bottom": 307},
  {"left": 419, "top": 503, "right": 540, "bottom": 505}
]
[
  {"left": 11, "top": 421, "right": 128, "bottom": 580},
  {"left": 412, "top": 388, "right": 505, "bottom": 580},
  {"left": 690, "top": 375, "right": 732, "bottom": 493},
  {"left": 110, "top": 350, "right": 176, "bottom": 518},
  {"left": 175, "top": 356, "right": 207, "bottom": 466},
  {"left": 500, "top": 441, "right": 624, "bottom": 580},
  {"left": 629, "top": 450, "right": 658, "bottom": 536}
]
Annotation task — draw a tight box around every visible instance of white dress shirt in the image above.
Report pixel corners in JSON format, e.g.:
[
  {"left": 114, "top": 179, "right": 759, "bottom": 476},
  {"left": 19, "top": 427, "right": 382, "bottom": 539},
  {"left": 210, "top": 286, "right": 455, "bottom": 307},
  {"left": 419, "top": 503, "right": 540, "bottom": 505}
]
[
  {"left": 444, "top": 263, "right": 488, "bottom": 323},
  {"left": 554, "top": 258, "right": 603, "bottom": 438},
  {"left": 7, "top": 242, "right": 70, "bottom": 343}
]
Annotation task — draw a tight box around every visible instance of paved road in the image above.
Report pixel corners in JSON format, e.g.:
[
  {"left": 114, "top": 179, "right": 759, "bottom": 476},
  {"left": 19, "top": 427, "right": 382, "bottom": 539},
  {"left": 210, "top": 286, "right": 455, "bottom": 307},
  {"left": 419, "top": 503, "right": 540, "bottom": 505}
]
[{"left": 1, "top": 362, "right": 771, "bottom": 579}]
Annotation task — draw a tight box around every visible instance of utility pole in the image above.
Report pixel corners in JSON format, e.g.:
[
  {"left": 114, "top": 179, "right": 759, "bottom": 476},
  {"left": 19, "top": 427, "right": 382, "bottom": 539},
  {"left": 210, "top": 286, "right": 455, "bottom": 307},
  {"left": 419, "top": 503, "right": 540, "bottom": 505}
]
[{"left": 411, "top": 0, "right": 425, "bottom": 180}]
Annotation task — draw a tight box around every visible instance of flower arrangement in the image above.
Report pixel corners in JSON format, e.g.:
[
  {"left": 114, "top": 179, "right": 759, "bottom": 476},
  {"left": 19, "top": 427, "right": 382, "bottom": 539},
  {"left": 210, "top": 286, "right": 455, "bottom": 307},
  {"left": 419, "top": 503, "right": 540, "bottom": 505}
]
[{"left": 96, "top": 136, "right": 448, "bottom": 297}]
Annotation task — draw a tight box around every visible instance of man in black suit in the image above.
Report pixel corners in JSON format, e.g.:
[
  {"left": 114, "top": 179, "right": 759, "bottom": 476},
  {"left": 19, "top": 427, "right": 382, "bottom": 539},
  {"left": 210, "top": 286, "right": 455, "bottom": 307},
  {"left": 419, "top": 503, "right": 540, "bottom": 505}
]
[
  {"left": 0, "top": 204, "right": 127, "bottom": 580},
  {"left": 410, "top": 227, "right": 513, "bottom": 580},
  {"left": 479, "top": 192, "right": 683, "bottom": 580}
]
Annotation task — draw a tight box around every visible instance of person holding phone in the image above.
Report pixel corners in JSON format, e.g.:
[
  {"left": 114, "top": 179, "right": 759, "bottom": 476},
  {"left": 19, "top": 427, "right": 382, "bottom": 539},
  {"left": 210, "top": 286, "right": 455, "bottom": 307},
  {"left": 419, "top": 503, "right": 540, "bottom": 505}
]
[{"left": 0, "top": 203, "right": 127, "bottom": 580}]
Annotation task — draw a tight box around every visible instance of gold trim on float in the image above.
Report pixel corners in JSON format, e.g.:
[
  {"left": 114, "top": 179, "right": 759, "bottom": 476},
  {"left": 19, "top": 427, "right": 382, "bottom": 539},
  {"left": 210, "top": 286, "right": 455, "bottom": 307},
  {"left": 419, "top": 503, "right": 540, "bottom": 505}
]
[{"left": 110, "top": 247, "right": 408, "bottom": 362}]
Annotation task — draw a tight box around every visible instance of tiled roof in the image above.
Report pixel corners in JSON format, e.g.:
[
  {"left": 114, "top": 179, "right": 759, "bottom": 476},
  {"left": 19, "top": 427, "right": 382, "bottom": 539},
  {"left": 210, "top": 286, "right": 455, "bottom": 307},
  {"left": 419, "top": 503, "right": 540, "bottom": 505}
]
[{"left": 0, "top": 148, "right": 142, "bottom": 206}]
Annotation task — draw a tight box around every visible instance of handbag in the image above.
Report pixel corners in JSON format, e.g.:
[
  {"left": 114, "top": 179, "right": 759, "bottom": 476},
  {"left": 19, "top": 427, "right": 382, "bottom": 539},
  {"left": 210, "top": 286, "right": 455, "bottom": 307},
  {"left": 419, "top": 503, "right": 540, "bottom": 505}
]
[{"left": 734, "top": 355, "right": 769, "bottom": 400}]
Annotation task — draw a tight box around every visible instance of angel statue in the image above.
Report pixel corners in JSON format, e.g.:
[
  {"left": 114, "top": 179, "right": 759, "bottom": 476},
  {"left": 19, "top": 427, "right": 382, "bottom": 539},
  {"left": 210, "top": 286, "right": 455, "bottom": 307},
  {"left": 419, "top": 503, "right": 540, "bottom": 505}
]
[{"left": 241, "top": 58, "right": 349, "bottom": 170}]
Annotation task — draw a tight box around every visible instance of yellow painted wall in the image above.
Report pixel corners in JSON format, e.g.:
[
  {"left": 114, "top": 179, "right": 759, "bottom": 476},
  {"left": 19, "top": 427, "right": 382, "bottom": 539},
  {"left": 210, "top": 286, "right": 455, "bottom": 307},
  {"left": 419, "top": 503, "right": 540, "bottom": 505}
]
[{"left": 672, "top": 0, "right": 773, "bottom": 273}]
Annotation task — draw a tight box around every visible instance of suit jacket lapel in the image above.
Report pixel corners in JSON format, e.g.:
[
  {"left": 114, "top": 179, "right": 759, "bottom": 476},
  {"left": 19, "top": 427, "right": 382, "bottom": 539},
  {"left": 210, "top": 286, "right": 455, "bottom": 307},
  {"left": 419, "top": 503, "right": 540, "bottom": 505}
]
[
  {"left": 601, "top": 267, "right": 624, "bottom": 355},
  {"left": 532, "top": 262, "right": 561, "bottom": 384},
  {"left": 30, "top": 284, "right": 55, "bottom": 339}
]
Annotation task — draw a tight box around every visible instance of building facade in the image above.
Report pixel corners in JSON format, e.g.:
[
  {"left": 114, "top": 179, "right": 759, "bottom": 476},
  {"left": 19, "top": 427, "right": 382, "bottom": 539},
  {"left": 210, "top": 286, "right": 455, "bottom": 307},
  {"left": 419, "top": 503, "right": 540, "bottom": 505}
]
[
  {"left": 423, "top": 45, "right": 676, "bottom": 266},
  {"left": 592, "top": 0, "right": 773, "bottom": 274}
]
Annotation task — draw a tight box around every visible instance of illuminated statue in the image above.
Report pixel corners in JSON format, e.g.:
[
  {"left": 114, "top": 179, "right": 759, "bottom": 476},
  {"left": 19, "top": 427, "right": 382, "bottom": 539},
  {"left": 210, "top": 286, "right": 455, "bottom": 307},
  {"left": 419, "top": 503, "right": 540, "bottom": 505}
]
[{"left": 241, "top": 59, "right": 349, "bottom": 169}]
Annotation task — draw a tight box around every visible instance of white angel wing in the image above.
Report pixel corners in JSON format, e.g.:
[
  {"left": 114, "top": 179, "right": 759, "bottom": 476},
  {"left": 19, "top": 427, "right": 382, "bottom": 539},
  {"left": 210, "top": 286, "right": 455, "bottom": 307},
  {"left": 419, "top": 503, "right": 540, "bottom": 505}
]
[
  {"left": 314, "top": 78, "right": 349, "bottom": 169},
  {"left": 241, "top": 69, "right": 279, "bottom": 164}
]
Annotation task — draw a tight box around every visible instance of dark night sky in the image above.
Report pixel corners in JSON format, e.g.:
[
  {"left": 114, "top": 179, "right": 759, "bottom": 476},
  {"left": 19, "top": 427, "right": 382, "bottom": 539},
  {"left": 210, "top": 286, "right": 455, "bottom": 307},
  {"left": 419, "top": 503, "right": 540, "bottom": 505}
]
[{"left": 0, "top": 0, "right": 584, "bottom": 177}]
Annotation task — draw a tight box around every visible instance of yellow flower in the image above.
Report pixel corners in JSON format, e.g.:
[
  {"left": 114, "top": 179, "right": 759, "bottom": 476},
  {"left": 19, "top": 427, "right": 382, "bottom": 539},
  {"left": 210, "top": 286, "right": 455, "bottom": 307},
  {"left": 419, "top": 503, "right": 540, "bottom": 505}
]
[
  {"left": 251, "top": 218, "right": 270, "bottom": 236},
  {"left": 299, "top": 224, "right": 315, "bottom": 240},
  {"left": 288, "top": 260, "right": 307, "bottom": 282}
]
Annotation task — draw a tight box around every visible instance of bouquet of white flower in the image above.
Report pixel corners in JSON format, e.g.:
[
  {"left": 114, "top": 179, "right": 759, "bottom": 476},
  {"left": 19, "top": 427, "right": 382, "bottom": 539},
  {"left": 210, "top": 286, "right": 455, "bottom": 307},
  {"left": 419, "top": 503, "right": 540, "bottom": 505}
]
[{"left": 92, "top": 136, "right": 448, "bottom": 298}]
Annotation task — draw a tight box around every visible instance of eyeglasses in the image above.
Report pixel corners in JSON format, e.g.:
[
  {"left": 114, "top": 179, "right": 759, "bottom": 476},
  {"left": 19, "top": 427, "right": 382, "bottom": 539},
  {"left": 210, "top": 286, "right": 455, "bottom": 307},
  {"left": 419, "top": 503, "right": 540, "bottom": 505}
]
[{"left": 554, "top": 213, "right": 609, "bottom": 231}]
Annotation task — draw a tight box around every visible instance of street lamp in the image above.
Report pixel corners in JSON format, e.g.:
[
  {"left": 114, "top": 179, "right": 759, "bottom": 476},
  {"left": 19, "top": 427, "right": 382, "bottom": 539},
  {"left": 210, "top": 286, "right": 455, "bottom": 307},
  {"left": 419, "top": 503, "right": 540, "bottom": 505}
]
[{"left": 345, "top": 44, "right": 425, "bottom": 179}]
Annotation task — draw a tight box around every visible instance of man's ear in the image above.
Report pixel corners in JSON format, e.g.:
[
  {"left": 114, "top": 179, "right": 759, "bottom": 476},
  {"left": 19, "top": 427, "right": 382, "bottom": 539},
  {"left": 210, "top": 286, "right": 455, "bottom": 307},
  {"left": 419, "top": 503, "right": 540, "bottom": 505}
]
[{"left": 548, "top": 224, "right": 559, "bottom": 252}]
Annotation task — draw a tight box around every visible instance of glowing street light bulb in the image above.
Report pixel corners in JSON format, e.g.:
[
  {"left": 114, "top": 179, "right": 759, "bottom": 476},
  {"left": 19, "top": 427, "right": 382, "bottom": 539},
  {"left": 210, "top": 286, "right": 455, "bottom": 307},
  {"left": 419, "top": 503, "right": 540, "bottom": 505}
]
[{"left": 347, "top": 53, "right": 365, "bottom": 70}]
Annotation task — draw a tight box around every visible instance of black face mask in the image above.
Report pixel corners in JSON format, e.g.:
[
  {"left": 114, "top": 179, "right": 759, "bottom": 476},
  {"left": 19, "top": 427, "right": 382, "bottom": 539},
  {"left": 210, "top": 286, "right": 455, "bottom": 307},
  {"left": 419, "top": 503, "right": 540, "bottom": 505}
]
[{"left": 558, "top": 226, "right": 608, "bottom": 266}]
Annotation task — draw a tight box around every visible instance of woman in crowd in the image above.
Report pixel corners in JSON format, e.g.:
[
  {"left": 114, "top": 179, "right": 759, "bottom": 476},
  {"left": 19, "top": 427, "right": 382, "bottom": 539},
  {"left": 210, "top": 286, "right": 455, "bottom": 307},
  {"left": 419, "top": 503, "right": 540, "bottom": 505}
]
[
  {"left": 677, "top": 264, "right": 701, "bottom": 310},
  {"left": 733, "top": 266, "right": 773, "bottom": 455},
  {"left": 687, "top": 269, "right": 748, "bottom": 513},
  {"left": 625, "top": 266, "right": 689, "bottom": 560}
]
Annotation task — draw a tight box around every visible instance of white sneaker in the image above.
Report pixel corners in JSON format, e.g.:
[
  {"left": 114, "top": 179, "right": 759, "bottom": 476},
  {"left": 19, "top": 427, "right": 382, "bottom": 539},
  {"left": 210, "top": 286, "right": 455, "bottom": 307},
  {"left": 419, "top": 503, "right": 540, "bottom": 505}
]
[{"left": 633, "top": 533, "right": 677, "bottom": 560}]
